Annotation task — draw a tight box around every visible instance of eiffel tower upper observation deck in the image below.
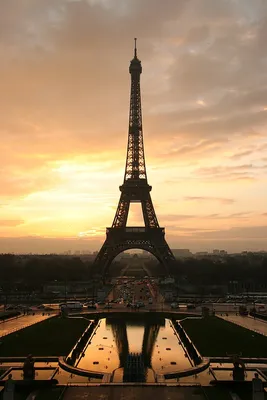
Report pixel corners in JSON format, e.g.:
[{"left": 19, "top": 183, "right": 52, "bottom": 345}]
[{"left": 93, "top": 39, "right": 175, "bottom": 277}]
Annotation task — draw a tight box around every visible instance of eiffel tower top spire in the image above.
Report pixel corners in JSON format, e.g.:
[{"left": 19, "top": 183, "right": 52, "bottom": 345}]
[
  {"left": 129, "top": 38, "right": 142, "bottom": 75},
  {"left": 124, "top": 39, "right": 146, "bottom": 183}
]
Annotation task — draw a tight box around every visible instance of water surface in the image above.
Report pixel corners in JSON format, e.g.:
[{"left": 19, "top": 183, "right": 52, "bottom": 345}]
[{"left": 77, "top": 316, "right": 192, "bottom": 380}]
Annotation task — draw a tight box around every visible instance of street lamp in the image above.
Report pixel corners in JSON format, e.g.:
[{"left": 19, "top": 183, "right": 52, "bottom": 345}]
[{"left": 64, "top": 279, "right": 67, "bottom": 303}]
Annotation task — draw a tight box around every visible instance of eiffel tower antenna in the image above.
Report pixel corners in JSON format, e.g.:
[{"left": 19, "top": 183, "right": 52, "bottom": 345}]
[{"left": 93, "top": 41, "right": 175, "bottom": 278}]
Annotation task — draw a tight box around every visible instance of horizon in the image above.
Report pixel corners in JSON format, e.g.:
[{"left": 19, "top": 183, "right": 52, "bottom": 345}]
[
  {"left": 0, "top": 236, "right": 267, "bottom": 255},
  {"left": 1, "top": 1, "right": 267, "bottom": 253}
]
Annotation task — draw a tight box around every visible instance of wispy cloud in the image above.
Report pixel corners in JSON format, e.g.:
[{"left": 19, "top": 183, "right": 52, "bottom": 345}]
[
  {"left": 160, "top": 138, "right": 227, "bottom": 160},
  {"left": 184, "top": 196, "right": 235, "bottom": 204},
  {"left": 228, "top": 150, "right": 256, "bottom": 160},
  {"left": 191, "top": 225, "right": 267, "bottom": 240},
  {"left": 193, "top": 163, "right": 267, "bottom": 181},
  {"left": 0, "top": 219, "right": 24, "bottom": 227},
  {"left": 160, "top": 212, "right": 252, "bottom": 223}
]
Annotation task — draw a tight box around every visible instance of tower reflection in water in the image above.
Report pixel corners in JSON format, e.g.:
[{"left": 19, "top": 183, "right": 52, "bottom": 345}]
[{"left": 107, "top": 316, "right": 163, "bottom": 382}]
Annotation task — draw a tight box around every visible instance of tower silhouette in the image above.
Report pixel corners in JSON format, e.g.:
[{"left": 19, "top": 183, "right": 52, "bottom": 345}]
[{"left": 94, "top": 39, "right": 175, "bottom": 277}]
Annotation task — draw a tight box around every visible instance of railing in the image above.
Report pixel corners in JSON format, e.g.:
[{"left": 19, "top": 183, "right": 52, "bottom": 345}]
[{"left": 106, "top": 227, "right": 165, "bottom": 234}]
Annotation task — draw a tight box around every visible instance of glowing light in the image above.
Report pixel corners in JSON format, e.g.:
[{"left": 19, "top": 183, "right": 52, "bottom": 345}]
[
  {"left": 78, "top": 229, "right": 102, "bottom": 237},
  {"left": 197, "top": 99, "right": 206, "bottom": 106}
]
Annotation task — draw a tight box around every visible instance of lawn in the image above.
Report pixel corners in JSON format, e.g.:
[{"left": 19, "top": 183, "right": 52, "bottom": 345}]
[
  {"left": 181, "top": 316, "right": 267, "bottom": 357},
  {"left": 35, "top": 387, "right": 65, "bottom": 400},
  {"left": 0, "top": 316, "right": 89, "bottom": 357}
]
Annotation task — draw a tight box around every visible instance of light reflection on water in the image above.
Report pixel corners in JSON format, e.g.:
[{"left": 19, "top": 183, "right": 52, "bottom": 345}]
[
  {"left": 77, "top": 318, "right": 119, "bottom": 373},
  {"left": 77, "top": 317, "right": 191, "bottom": 377},
  {"left": 127, "top": 325, "right": 145, "bottom": 353}
]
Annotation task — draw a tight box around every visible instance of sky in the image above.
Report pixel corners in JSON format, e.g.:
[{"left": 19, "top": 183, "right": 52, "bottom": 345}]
[{"left": 1, "top": 0, "right": 267, "bottom": 254}]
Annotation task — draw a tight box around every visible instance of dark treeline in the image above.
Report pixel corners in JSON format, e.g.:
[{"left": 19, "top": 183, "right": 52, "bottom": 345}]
[
  {"left": 147, "top": 253, "right": 267, "bottom": 290},
  {"left": 172, "top": 255, "right": 267, "bottom": 285},
  {"left": 0, "top": 253, "right": 267, "bottom": 291},
  {"left": 0, "top": 254, "right": 93, "bottom": 290}
]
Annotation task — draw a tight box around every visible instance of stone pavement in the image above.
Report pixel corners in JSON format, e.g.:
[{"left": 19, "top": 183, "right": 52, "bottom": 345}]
[
  {"left": 0, "top": 314, "right": 52, "bottom": 337},
  {"left": 62, "top": 386, "right": 206, "bottom": 400}
]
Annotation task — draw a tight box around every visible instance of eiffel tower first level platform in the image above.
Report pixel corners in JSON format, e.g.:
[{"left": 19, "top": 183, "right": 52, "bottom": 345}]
[{"left": 93, "top": 39, "right": 175, "bottom": 277}]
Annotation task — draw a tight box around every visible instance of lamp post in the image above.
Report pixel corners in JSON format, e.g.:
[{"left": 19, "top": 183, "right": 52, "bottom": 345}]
[{"left": 64, "top": 279, "right": 67, "bottom": 303}]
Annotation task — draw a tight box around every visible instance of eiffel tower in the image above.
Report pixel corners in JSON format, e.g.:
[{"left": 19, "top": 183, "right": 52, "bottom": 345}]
[{"left": 94, "top": 39, "right": 175, "bottom": 277}]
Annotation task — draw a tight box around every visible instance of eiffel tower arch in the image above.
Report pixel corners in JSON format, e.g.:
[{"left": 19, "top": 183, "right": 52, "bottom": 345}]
[{"left": 93, "top": 39, "right": 175, "bottom": 278}]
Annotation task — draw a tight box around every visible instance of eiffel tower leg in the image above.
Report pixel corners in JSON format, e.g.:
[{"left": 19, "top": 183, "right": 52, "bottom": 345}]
[
  {"left": 148, "top": 239, "right": 176, "bottom": 276},
  {"left": 141, "top": 193, "right": 159, "bottom": 228},
  {"left": 153, "top": 241, "right": 176, "bottom": 266},
  {"left": 93, "top": 239, "right": 114, "bottom": 279},
  {"left": 112, "top": 193, "right": 130, "bottom": 228}
]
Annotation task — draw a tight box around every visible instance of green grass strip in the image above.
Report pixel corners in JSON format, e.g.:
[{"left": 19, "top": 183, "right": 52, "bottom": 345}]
[
  {"left": 0, "top": 317, "right": 89, "bottom": 357},
  {"left": 181, "top": 316, "right": 267, "bottom": 357}
]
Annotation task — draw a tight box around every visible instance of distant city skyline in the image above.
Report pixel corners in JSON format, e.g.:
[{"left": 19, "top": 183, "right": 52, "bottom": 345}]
[
  {"left": 1, "top": 0, "right": 267, "bottom": 253},
  {"left": 0, "top": 236, "right": 267, "bottom": 255}
]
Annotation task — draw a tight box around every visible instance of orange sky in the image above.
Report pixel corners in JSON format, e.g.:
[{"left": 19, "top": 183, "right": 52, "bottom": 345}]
[{"left": 1, "top": 0, "right": 267, "bottom": 253}]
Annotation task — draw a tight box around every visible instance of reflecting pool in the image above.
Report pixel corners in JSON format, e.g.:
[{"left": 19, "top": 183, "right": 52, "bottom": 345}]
[{"left": 76, "top": 316, "right": 192, "bottom": 381}]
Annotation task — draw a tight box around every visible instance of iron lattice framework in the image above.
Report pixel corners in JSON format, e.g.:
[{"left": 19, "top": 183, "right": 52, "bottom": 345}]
[{"left": 94, "top": 39, "right": 175, "bottom": 277}]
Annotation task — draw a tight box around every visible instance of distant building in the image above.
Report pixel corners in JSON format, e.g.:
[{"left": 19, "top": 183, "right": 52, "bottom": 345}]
[
  {"left": 171, "top": 249, "right": 192, "bottom": 258},
  {"left": 62, "top": 250, "right": 72, "bottom": 255},
  {"left": 213, "top": 249, "right": 228, "bottom": 256},
  {"left": 195, "top": 251, "right": 209, "bottom": 257}
]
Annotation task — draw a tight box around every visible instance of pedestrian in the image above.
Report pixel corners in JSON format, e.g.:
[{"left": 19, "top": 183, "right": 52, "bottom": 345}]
[
  {"left": 252, "top": 372, "right": 264, "bottom": 400},
  {"left": 3, "top": 373, "right": 15, "bottom": 400},
  {"left": 23, "top": 354, "right": 35, "bottom": 380}
]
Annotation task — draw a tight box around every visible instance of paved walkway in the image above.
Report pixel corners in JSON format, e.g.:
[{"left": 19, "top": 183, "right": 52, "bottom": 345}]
[
  {"left": 220, "top": 315, "right": 267, "bottom": 336},
  {"left": 0, "top": 314, "right": 52, "bottom": 337},
  {"left": 62, "top": 386, "right": 206, "bottom": 400}
]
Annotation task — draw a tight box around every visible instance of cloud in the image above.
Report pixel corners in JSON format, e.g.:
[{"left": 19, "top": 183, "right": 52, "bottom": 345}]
[
  {"left": 191, "top": 225, "right": 267, "bottom": 240},
  {"left": 0, "top": 236, "right": 103, "bottom": 254},
  {"left": 1, "top": 0, "right": 267, "bottom": 163},
  {"left": 160, "top": 214, "right": 197, "bottom": 221},
  {"left": 0, "top": 220, "right": 24, "bottom": 227},
  {"left": 160, "top": 138, "right": 227, "bottom": 161},
  {"left": 78, "top": 228, "right": 105, "bottom": 237},
  {"left": 1, "top": 0, "right": 266, "bottom": 155},
  {"left": 184, "top": 196, "right": 235, "bottom": 204},
  {"left": 228, "top": 149, "right": 256, "bottom": 160},
  {"left": 160, "top": 212, "right": 252, "bottom": 223},
  {"left": 0, "top": 167, "right": 63, "bottom": 197},
  {"left": 193, "top": 163, "right": 267, "bottom": 181}
]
